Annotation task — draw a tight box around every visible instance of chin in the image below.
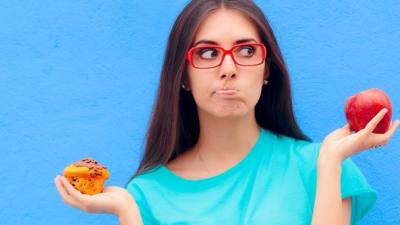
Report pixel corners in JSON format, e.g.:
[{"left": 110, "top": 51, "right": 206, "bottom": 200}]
[
  {"left": 214, "top": 104, "right": 250, "bottom": 119},
  {"left": 197, "top": 100, "right": 254, "bottom": 120}
]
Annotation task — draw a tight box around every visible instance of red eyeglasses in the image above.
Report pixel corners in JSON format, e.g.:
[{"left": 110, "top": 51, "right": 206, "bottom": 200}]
[{"left": 186, "top": 43, "right": 267, "bottom": 69}]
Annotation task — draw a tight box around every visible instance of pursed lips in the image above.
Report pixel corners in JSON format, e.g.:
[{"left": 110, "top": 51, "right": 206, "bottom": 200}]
[{"left": 214, "top": 89, "right": 239, "bottom": 97}]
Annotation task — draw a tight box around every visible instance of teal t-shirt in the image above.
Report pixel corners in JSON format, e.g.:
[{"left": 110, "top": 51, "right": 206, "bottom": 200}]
[{"left": 127, "top": 128, "right": 376, "bottom": 225}]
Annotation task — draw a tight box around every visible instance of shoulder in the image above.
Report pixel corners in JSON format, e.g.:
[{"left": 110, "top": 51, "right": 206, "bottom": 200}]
[
  {"left": 268, "top": 131, "right": 322, "bottom": 174},
  {"left": 292, "top": 139, "right": 322, "bottom": 165},
  {"left": 126, "top": 166, "right": 164, "bottom": 197},
  {"left": 271, "top": 131, "right": 322, "bottom": 161},
  {"left": 126, "top": 168, "right": 163, "bottom": 223},
  {"left": 125, "top": 166, "right": 164, "bottom": 213}
]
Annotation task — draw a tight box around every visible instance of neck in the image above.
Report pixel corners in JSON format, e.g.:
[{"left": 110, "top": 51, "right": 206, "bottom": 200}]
[{"left": 195, "top": 108, "right": 261, "bottom": 168}]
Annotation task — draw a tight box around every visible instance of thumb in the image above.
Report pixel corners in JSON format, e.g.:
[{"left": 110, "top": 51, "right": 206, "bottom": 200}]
[
  {"left": 342, "top": 123, "right": 350, "bottom": 129},
  {"left": 343, "top": 123, "right": 352, "bottom": 134},
  {"left": 335, "top": 123, "right": 352, "bottom": 137},
  {"left": 103, "top": 186, "right": 124, "bottom": 192}
]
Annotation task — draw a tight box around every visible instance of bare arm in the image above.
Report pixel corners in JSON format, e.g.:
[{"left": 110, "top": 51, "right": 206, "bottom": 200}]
[
  {"left": 311, "top": 108, "right": 398, "bottom": 225},
  {"left": 117, "top": 198, "right": 144, "bottom": 225},
  {"left": 54, "top": 175, "right": 143, "bottom": 225},
  {"left": 342, "top": 198, "right": 351, "bottom": 225},
  {"left": 311, "top": 152, "right": 351, "bottom": 225}
]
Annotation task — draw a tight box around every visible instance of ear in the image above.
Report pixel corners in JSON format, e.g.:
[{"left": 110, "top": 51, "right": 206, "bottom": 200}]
[
  {"left": 181, "top": 82, "right": 190, "bottom": 91},
  {"left": 264, "top": 73, "right": 269, "bottom": 81},
  {"left": 181, "top": 77, "right": 191, "bottom": 91}
]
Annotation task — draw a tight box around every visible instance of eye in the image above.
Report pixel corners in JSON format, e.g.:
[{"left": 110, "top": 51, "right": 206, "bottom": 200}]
[
  {"left": 197, "top": 48, "right": 219, "bottom": 59},
  {"left": 238, "top": 45, "right": 255, "bottom": 57}
]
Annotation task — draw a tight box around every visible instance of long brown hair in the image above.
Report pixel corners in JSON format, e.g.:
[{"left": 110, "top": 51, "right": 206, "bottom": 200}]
[{"left": 128, "top": 0, "right": 311, "bottom": 182}]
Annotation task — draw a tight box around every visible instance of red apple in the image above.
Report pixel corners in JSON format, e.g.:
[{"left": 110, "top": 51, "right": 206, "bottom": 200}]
[{"left": 345, "top": 88, "right": 392, "bottom": 134}]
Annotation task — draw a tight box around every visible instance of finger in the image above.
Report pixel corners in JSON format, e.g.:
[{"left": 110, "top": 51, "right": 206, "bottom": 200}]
[
  {"left": 341, "top": 123, "right": 352, "bottom": 134},
  {"left": 384, "top": 119, "right": 400, "bottom": 140},
  {"left": 364, "top": 108, "right": 388, "bottom": 133},
  {"left": 366, "top": 119, "right": 399, "bottom": 148},
  {"left": 54, "top": 175, "right": 68, "bottom": 197},
  {"left": 103, "top": 186, "right": 120, "bottom": 192},
  {"left": 54, "top": 175, "right": 80, "bottom": 207},
  {"left": 331, "top": 123, "right": 352, "bottom": 137},
  {"left": 58, "top": 176, "right": 87, "bottom": 205}
]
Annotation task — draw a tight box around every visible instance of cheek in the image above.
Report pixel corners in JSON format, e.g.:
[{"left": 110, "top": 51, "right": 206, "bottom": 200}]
[
  {"left": 187, "top": 71, "right": 212, "bottom": 104},
  {"left": 242, "top": 67, "right": 265, "bottom": 101},
  {"left": 187, "top": 66, "right": 265, "bottom": 111},
  {"left": 246, "top": 83, "right": 263, "bottom": 108}
]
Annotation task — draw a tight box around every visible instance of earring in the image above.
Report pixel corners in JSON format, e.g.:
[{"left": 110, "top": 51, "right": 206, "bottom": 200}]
[
  {"left": 181, "top": 84, "right": 189, "bottom": 91},
  {"left": 263, "top": 80, "right": 268, "bottom": 85}
]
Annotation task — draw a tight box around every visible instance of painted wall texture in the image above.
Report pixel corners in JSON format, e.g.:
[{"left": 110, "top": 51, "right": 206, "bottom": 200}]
[{"left": 0, "top": 0, "right": 399, "bottom": 224}]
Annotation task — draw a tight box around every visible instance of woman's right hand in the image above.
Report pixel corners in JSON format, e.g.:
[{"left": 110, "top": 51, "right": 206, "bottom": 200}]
[{"left": 54, "top": 175, "right": 143, "bottom": 224}]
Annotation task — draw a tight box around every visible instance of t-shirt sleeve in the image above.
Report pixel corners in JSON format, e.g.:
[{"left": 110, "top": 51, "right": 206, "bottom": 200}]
[
  {"left": 298, "top": 141, "right": 376, "bottom": 225},
  {"left": 341, "top": 157, "right": 377, "bottom": 225},
  {"left": 126, "top": 180, "right": 157, "bottom": 225}
]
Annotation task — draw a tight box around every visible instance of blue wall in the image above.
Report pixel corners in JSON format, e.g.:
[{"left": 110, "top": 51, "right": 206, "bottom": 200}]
[{"left": 0, "top": 1, "right": 399, "bottom": 224}]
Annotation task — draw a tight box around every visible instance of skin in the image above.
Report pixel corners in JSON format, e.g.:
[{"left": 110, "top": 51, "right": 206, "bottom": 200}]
[
  {"left": 312, "top": 108, "right": 399, "bottom": 225},
  {"left": 54, "top": 176, "right": 142, "bottom": 225},
  {"left": 54, "top": 8, "right": 400, "bottom": 225},
  {"left": 167, "top": 8, "right": 267, "bottom": 179}
]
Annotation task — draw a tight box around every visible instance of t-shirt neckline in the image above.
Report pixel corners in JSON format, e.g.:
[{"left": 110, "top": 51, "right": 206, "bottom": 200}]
[{"left": 158, "top": 127, "right": 268, "bottom": 187}]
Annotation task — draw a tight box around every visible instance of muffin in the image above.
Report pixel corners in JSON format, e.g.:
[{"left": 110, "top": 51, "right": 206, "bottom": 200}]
[{"left": 63, "top": 157, "right": 109, "bottom": 195}]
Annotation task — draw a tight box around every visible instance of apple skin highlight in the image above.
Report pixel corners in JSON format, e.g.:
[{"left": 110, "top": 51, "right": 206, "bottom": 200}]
[{"left": 345, "top": 88, "right": 392, "bottom": 134}]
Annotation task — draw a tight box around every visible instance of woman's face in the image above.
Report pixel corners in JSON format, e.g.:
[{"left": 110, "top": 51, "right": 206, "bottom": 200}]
[{"left": 186, "top": 8, "right": 267, "bottom": 120}]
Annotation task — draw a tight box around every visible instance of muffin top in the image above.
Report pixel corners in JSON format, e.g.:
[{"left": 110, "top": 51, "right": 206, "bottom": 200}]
[{"left": 72, "top": 157, "right": 108, "bottom": 178}]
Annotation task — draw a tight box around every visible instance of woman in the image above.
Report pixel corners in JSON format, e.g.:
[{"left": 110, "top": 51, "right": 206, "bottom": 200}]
[{"left": 54, "top": 1, "right": 399, "bottom": 225}]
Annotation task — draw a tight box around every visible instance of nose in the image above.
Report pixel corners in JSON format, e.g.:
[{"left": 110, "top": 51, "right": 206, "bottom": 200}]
[{"left": 219, "top": 53, "right": 237, "bottom": 80}]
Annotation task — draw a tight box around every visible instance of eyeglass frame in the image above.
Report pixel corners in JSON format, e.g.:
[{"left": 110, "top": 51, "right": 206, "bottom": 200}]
[{"left": 186, "top": 42, "right": 267, "bottom": 69}]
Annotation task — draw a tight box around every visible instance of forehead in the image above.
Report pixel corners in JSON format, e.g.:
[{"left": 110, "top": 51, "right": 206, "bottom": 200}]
[{"left": 193, "top": 8, "right": 261, "bottom": 47}]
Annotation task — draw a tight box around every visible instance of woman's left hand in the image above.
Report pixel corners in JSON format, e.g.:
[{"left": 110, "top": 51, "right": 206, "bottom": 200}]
[{"left": 320, "top": 108, "right": 399, "bottom": 162}]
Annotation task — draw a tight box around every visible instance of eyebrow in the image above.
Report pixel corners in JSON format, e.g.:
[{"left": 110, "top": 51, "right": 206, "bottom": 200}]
[{"left": 192, "top": 38, "right": 257, "bottom": 47}]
